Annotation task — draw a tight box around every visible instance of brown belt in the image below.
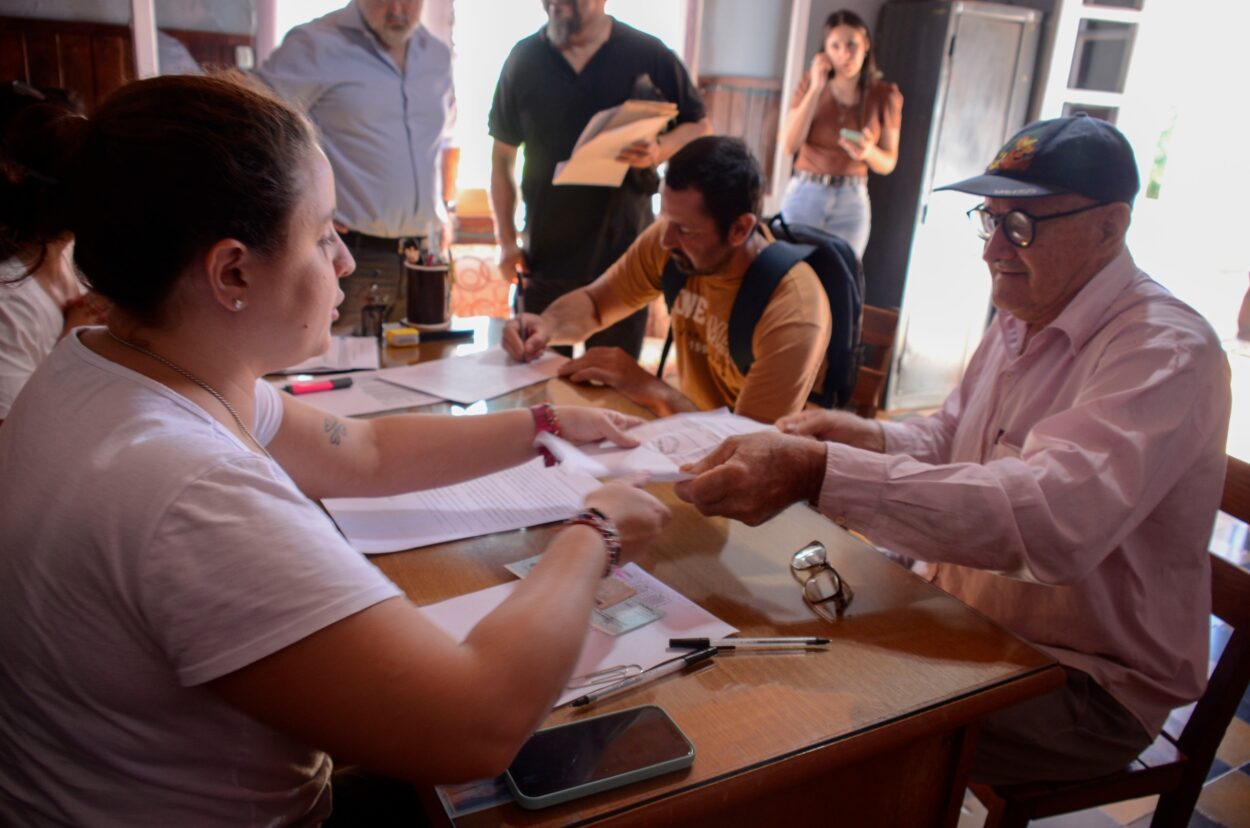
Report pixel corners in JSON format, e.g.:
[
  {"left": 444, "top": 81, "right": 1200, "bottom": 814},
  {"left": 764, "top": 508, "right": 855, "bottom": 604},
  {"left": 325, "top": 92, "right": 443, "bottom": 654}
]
[{"left": 794, "top": 170, "right": 867, "bottom": 188}]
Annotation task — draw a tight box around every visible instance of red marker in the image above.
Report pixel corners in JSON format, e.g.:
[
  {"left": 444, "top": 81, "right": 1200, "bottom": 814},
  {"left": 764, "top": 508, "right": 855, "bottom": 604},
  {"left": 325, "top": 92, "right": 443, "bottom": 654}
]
[{"left": 282, "top": 377, "right": 353, "bottom": 395}]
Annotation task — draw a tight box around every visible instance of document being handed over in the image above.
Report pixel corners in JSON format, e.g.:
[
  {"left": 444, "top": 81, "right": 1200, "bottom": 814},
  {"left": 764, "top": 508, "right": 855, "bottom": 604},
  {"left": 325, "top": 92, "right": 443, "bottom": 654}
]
[
  {"left": 552, "top": 99, "right": 678, "bottom": 187},
  {"left": 537, "top": 409, "right": 771, "bottom": 481}
]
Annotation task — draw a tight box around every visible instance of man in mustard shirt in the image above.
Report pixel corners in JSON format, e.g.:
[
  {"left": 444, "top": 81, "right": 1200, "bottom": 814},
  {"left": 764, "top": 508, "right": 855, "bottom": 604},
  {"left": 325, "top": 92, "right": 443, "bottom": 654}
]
[{"left": 501, "top": 136, "right": 832, "bottom": 424}]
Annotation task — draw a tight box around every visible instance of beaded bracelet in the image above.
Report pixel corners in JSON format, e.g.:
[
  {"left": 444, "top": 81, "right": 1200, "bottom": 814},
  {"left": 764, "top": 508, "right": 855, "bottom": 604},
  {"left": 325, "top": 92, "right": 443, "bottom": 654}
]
[
  {"left": 530, "top": 402, "right": 563, "bottom": 467},
  {"left": 565, "top": 507, "right": 621, "bottom": 577}
]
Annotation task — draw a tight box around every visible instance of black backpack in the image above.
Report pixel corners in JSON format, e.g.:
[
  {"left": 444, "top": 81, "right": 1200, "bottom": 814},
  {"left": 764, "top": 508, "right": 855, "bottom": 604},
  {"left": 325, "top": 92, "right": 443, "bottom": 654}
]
[{"left": 657, "top": 214, "right": 865, "bottom": 408}]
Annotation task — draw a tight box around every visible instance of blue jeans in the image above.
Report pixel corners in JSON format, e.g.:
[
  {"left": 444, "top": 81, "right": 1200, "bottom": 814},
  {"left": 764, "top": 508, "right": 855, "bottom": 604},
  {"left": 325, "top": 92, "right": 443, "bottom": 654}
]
[{"left": 780, "top": 176, "right": 871, "bottom": 259}]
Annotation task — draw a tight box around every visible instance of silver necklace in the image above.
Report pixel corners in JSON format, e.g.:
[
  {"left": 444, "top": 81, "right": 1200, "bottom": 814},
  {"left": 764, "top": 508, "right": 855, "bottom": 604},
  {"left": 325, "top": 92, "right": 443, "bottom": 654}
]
[{"left": 105, "top": 329, "right": 273, "bottom": 460}]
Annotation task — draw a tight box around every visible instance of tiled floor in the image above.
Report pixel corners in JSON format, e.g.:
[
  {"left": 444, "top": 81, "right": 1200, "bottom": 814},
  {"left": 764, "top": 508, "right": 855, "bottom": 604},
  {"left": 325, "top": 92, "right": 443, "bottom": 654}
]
[{"left": 957, "top": 512, "right": 1250, "bottom": 828}]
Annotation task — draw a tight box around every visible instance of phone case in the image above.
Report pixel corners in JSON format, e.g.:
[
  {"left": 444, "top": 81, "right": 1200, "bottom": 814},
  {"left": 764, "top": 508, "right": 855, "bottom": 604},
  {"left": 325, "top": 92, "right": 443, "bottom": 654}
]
[{"left": 505, "top": 706, "right": 695, "bottom": 810}]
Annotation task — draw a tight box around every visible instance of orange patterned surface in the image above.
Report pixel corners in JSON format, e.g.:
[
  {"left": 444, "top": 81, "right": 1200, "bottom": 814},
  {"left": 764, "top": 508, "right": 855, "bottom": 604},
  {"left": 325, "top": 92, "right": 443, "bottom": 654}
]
[{"left": 449, "top": 244, "right": 512, "bottom": 320}]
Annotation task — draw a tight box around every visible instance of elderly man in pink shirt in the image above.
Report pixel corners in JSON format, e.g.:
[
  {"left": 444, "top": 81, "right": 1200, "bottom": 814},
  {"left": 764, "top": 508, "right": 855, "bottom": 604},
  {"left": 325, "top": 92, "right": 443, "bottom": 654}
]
[{"left": 675, "top": 114, "right": 1232, "bottom": 785}]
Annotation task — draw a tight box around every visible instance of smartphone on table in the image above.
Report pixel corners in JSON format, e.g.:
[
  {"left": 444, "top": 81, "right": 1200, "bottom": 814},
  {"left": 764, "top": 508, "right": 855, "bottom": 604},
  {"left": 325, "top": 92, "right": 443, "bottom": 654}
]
[{"left": 505, "top": 705, "right": 694, "bottom": 810}]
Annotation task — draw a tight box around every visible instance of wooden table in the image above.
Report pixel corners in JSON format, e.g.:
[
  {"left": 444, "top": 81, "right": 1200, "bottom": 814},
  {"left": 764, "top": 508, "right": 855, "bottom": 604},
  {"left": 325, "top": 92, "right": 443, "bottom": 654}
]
[{"left": 364, "top": 317, "right": 1063, "bottom": 827}]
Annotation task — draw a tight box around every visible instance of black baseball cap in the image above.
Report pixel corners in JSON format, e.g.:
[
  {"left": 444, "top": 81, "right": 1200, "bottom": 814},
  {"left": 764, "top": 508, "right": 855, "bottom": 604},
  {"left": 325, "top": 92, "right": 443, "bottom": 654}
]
[{"left": 936, "top": 113, "right": 1140, "bottom": 205}]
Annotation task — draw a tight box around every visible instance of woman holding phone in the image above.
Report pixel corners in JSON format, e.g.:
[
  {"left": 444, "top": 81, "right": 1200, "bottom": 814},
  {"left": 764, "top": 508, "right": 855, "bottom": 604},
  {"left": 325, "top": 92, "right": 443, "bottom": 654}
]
[
  {"left": 0, "top": 72, "right": 670, "bottom": 824},
  {"left": 779, "top": 9, "right": 902, "bottom": 258}
]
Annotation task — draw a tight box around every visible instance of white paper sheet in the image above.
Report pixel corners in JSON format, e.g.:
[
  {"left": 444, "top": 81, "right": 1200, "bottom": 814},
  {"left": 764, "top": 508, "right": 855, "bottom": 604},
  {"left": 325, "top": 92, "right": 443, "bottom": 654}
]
[
  {"left": 275, "top": 336, "right": 380, "bottom": 374},
  {"left": 419, "top": 563, "right": 738, "bottom": 707},
  {"left": 323, "top": 459, "right": 601, "bottom": 554},
  {"left": 553, "top": 99, "right": 678, "bottom": 187},
  {"left": 378, "top": 349, "right": 566, "bottom": 404},
  {"left": 279, "top": 369, "right": 440, "bottom": 417},
  {"left": 535, "top": 409, "right": 773, "bottom": 480}
]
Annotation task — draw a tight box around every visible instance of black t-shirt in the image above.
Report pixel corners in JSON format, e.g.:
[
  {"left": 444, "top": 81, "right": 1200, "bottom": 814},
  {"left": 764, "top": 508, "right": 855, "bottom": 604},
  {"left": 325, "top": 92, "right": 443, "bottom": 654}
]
[{"left": 489, "top": 19, "right": 706, "bottom": 300}]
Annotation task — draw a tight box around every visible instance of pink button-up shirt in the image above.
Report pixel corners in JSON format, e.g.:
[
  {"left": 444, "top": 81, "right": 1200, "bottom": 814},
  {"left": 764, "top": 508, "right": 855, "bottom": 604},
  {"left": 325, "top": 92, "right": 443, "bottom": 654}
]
[{"left": 818, "top": 250, "right": 1231, "bottom": 733}]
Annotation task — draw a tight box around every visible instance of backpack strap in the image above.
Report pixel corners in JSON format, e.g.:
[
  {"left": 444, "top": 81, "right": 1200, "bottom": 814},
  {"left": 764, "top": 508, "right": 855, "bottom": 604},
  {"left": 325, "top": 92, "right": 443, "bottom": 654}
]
[
  {"left": 727, "top": 241, "right": 814, "bottom": 376},
  {"left": 656, "top": 257, "right": 688, "bottom": 378}
]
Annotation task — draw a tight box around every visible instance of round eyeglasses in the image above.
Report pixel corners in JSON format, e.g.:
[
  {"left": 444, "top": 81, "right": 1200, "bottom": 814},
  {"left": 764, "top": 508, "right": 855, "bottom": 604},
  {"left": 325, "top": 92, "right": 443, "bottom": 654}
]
[
  {"left": 966, "top": 202, "right": 1109, "bottom": 249},
  {"left": 790, "top": 540, "right": 853, "bottom": 619}
]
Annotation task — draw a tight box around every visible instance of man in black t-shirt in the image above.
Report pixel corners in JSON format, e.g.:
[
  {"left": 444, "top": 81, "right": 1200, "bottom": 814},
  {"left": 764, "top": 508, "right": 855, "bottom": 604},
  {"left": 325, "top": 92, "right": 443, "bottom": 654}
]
[{"left": 489, "top": 0, "right": 709, "bottom": 358}]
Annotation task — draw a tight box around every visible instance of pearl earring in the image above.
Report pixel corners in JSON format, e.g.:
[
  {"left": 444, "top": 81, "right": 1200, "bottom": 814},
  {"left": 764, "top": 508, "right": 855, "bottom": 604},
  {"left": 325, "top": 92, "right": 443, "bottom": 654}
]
[{"left": 233, "top": 299, "right": 245, "bottom": 311}]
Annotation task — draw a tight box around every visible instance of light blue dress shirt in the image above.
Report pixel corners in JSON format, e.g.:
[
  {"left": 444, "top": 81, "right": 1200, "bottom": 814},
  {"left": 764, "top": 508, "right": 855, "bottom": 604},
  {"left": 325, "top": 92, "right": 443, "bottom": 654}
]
[{"left": 258, "top": 2, "right": 456, "bottom": 238}]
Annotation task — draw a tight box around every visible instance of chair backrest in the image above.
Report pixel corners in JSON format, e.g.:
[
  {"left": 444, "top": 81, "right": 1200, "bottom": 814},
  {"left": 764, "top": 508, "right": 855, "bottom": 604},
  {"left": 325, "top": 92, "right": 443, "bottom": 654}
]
[
  {"left": 1154, "top": 455, "right": 1250, "bottom": 824},
  {"left": 849, "top": 305, "right": 899, "bottom": 419}
]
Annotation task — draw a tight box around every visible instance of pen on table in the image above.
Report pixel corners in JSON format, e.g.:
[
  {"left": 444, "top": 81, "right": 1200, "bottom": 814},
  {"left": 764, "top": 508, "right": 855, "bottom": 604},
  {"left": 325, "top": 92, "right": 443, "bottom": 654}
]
[
  {"left": 669, "top": 637, "right": 830, "bottom": 651},
  {"left": 570, "top": 646, "right": 717, "bottom": 708},
  {"left": 282, "top": 377, "right": 352, "bottom": 395}
]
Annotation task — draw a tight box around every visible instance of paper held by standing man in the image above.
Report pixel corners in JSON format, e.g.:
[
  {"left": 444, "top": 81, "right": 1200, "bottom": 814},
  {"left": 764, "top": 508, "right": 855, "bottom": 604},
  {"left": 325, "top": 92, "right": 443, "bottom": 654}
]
[{"left": 552, "top": 99, "right": 678, "bottom": 187}]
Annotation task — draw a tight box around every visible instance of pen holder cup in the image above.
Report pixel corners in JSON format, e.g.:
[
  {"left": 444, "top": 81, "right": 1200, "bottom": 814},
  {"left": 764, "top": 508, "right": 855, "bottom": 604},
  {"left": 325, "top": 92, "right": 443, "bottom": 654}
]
[
  {"left": 405, "top": 262, "right": 452, "bottom": 330},
  {"left": 359, "top": 302, "right": 391, "bottom": 339}
]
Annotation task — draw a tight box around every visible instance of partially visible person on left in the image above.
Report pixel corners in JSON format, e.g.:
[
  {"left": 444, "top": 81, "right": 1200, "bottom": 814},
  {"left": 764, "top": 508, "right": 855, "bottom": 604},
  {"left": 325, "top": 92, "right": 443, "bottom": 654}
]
[{"left": 0, "top": 81, "right": 107, "bottom": 426}]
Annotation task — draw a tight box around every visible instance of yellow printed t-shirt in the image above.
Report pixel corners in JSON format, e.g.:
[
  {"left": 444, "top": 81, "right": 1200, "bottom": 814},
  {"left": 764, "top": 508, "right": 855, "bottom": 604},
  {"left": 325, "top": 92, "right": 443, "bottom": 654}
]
[{"left": 601, "top": 221, "right": 832, "bottom": 423}]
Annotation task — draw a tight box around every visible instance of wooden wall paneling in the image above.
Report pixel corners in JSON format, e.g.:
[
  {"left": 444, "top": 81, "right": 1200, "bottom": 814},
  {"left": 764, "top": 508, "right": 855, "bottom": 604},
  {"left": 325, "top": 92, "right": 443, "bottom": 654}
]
[
  {"left": 0, "top": 31, "right": 26, "bottom": 81},
  {"left": 24, "top": 31, "right": 62, "bottom": 90},
  {"left": 699, "top": 75, "right": 783, "bottom": 190},
  {"left": 59, "top": 34, "right": 95, "bottom": 107},
  {"left": 90, "top": 35, "right": 133, "bottom": 112}
]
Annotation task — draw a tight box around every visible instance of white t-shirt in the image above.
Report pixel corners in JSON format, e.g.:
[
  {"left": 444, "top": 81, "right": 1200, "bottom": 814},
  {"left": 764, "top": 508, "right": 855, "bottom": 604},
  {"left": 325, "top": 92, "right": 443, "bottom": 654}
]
[
  {"left": 0, "top": 331, "right": 402, "bottom": 826},
  {"left": 0, "top": 267, "right": 62, "bottom": 419}
]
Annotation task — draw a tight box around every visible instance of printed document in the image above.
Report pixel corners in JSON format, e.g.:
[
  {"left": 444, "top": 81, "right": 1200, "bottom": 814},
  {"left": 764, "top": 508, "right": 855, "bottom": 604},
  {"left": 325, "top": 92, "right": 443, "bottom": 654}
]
[
  {"left": 275, "top": 336, "right": 380, "bottom": 374},
  {"left": 553, "top": 99, "right": 678, "bottom": 187},
  {"left": 537, "top": 409, "right": 772, "bottom": 481},
  {"left": 323, "top": 458, "right": 600, "bottom": 554},
  {"left": 419, "top": 563, "right": 737, "bottom": 708},
  {"left": 379, "top": 349, "right": 566, "bottom": 404}
]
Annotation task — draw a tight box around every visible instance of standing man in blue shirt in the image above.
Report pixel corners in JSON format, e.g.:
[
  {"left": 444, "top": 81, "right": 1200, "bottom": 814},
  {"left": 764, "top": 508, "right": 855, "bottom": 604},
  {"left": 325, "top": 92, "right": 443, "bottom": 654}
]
[
  {"left": 490, "top": 0, "right": 710, "bottom": 358},
  {"left": 259, "top": 0, "right": 455, "bottom": 334}
]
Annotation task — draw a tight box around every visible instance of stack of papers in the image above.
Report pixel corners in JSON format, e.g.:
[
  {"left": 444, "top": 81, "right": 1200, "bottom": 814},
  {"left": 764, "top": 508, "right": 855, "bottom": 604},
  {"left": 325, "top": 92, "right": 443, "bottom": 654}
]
[
  {"left": 379, "top": 350, "right": 566, "bottom": 405},
  {"left": 323, "top": 459, "right": 600, "bottom": 554},
  {"left": 322, "top": 410, "right": 773, "bottom": 554},
  {"left": 281, "top": 369, "right": 439, "bottom": 418},
  {"left": 275, "top": 336, "right": 380, "bottom": 374},
  {"left": 553, "top": 99, "right": 678, "bottom": 187}
]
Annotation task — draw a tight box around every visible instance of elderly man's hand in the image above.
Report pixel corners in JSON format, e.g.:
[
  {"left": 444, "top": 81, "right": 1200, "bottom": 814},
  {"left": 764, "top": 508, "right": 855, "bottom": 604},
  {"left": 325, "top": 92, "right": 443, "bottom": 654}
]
[
  {"left": 674, "top": 431, "right": 828, "bottom": 526},
  {"left": 616, "top": 137, "right": 661, "bottom": 168},
  {"left": 558, "top": 347, "right": 667, "bottom": 410},
  {"left": 775, "top": 409, "right": 885, "bottom": 452}
]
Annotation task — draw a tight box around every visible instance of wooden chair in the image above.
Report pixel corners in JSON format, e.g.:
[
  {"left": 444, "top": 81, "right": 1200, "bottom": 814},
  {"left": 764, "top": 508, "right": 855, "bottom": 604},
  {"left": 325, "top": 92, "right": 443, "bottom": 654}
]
[
  {"left": 971, "top": 455, "right": 1250, "bottom": 827},
  {"left": 848, "top": 305, "right": 899, "bottom": 419}
]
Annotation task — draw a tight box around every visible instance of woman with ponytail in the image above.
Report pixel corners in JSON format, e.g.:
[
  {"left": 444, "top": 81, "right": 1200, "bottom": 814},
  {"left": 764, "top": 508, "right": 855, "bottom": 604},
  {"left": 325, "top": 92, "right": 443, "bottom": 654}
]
[{"left": 0, "top": 73, "right": 669, "bottom": 825}]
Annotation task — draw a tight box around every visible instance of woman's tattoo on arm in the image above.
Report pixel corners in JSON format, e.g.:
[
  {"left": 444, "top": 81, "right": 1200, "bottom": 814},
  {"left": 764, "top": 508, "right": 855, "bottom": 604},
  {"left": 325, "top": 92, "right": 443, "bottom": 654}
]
[{"left": 324, "top": 417, "right": 347, "bottom": 446}]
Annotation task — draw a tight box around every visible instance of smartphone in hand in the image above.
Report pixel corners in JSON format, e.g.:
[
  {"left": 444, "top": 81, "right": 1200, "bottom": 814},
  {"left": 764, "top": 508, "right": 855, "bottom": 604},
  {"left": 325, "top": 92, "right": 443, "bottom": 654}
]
[{"left": 839, "top": 128, "right": 864, "bottom": 143}]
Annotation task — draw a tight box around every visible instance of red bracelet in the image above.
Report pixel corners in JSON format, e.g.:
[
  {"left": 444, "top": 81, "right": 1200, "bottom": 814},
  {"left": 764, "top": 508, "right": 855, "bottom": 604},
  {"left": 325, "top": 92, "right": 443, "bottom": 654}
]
[
  {"left": 530, "top": 402, "right": 563, "bottom": 466},
  {"left": 565, "top": 507, "right": 621, "bottom": 577}
]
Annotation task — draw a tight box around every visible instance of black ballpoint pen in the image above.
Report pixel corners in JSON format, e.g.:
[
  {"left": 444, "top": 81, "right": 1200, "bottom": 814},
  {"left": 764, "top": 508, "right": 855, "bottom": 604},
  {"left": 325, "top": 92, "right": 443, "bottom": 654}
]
[
  {"left": 570, "top": 647, "right": 717, "bottom": 707},
  {"left": 669, "top": 636, "right": 830, "bottom": 650}
]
